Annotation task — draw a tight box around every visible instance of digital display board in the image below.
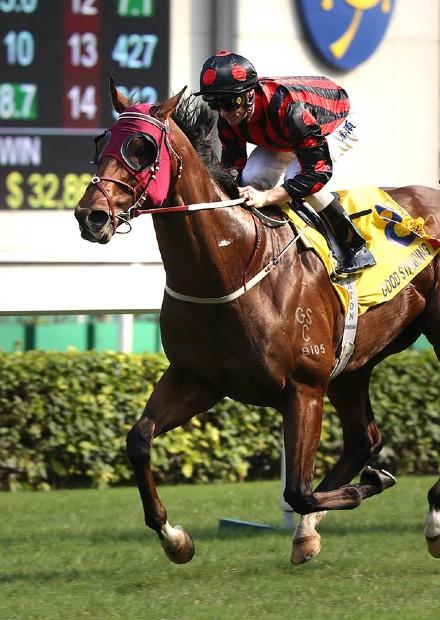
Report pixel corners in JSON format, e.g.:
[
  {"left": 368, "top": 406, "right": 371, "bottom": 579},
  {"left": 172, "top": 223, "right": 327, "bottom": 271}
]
[{"left": 0, "top": 0, "right": 170, "bottom": 210}]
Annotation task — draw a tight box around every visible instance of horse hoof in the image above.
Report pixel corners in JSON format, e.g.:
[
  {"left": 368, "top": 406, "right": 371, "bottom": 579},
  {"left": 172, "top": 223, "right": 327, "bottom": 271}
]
[
  {"left": 291, "top": 534, "right": 321, "bottom": 565},
  {"left": 360, "top": 466, "right": 396, "bottom": 492},
  {"left": 161, "top": 525, "right": 195, "bottom": 564},
  {"left": 426, "top": 535, "right": 440, "bottom": 558}
]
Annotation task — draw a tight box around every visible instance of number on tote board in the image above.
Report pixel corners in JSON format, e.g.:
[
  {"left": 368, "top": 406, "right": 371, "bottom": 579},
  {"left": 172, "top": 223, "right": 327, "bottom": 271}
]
[
  {"left": 3, "top": 30, "right": 35, "bottom": 66},
  {"left": 112, "top": 34, "right": 158, "bottom": 69},
  {"left": 71, "top": 0, "right": 97, "bottom": 15},
  {"left": 66, "top": 86, "right": 97, "bottom": 120},
  {"left": 117, "top": 0, "right": 154, "bottom": 17},
  {"left": 67, "top": 32, "right": 98, "bottom": 68},
  {"left": 0, "top": 0, "right": 38, "bottom": 13},
  {"left": 0, "top": 83, "right": 37, "bottom": 120},
  {"left": 5, "top": 171, "right": 93, "bottom": 209}
]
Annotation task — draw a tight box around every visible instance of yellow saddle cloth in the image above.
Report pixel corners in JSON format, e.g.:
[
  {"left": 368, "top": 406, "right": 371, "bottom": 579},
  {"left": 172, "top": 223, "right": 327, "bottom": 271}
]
[{"left": 280, "top": 187, "right": 440, "bottom": 315}]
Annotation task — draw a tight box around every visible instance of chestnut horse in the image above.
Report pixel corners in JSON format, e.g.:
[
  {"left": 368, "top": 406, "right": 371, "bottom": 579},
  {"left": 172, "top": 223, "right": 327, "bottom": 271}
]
[{"left": 75, "top": 83, "right": 440, "bottom": 565}]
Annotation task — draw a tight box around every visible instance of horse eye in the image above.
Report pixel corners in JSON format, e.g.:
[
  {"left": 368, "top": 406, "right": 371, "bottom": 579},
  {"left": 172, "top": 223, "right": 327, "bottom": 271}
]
[{"left": 124, "top": 136, "right": 157, "bottom": 170}]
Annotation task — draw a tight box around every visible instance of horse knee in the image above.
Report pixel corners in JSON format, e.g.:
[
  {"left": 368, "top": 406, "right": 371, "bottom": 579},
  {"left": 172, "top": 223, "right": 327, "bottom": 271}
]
[{"left": 126, "top": 421, "right": 152, "bottom": 464}]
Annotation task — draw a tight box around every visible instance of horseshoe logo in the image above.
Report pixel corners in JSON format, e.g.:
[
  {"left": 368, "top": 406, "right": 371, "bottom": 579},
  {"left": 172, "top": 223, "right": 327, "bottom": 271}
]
[
  {"left": 297, "top": 0, "right": 395, "bottom": 70},
  {"left": 322, "top": 0, "right": 392, "bottom": 59}
]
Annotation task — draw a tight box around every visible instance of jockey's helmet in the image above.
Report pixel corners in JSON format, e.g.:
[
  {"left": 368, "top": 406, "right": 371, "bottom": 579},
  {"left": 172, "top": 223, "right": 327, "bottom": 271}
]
[{"left": 194, "top": 51, "right": 258, "bottom": 96}]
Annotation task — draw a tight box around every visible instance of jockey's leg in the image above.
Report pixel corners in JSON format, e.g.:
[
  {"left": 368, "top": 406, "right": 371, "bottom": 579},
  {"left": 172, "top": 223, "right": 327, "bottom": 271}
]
[
  {"left": 241, "top": 125, "right": 375, "bottom": 276},
  {"left": 293, "top": 111, "right": 374, "bottom": 276},
  {"left": 241, "top": 147, "right": 295, "bottom": 190},
  {"left": 308, "top": 190, "right": 376, "bottom": 276}
]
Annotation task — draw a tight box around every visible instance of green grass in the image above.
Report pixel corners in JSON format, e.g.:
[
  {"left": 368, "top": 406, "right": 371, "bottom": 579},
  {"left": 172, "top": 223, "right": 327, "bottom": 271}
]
[{"left": 1, "top": 477, "right": 440, "bottom": 620}]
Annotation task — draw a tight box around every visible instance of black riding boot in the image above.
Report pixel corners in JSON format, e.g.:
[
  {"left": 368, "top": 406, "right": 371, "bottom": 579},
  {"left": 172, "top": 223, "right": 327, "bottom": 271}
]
[{"left": 319, "top": 198, "right": 376, "bottom": 276}]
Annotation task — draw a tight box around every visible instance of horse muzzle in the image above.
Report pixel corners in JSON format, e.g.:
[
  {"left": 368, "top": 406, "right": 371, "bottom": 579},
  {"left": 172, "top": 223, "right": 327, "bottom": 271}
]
[{"left": 74, "top": 206, "right": 114, "bottom": 244}]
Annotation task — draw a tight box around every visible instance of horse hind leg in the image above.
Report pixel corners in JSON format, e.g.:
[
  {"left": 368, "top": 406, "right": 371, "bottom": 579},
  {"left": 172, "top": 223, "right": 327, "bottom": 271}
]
[{"left": 126, "top": 365, "right": 222, "bottom": 564}]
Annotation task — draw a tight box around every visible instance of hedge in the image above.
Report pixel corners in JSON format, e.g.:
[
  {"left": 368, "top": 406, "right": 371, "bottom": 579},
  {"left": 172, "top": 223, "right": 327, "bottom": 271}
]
[{"left": 0, "top": 349, "right": 438, "bottom": 490}]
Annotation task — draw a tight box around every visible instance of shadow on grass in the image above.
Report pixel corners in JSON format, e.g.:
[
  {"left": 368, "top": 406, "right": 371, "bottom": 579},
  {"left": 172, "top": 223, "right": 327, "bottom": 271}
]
[
  {"left": 2, "top": 551, "right": 439, "bottom": 589},
  {"left": 1, "top": 524, "right": 286, "bottom": 549},
  {"left": 1, "top": 517, "right": 425, "bottom": 552},
  {"left": 0, "top": 568, "right": 90, "bottom": 585},
  {"left": 320, "top": 520, "right": 423, "bottom": 536}
]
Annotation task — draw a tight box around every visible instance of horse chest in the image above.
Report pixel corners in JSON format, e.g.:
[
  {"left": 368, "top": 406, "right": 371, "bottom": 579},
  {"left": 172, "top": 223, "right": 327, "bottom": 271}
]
[{"left": 161, "top": 305, "right": 307, "bottom": 402}]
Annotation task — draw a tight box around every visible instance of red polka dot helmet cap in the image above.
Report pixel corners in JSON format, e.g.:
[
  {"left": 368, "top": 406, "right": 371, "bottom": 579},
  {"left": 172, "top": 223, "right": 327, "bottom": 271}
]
[{"left": 194, "top": 51, "right": 258, "bottom": 96}]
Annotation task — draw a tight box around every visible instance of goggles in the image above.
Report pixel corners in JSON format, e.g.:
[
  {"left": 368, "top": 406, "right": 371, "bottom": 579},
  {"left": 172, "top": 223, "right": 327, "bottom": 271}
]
[
  {"left": 202, "top": 93, "right": 246, "bottom": 111},
  {"left": 93, "top": 130, "right": 158, "bottom": 172}
]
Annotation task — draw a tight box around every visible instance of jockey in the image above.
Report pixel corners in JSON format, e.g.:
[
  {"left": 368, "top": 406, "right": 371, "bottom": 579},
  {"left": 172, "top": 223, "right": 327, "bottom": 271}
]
[{"left": 194, "top": 50, "right": 376, "bottom": 277}]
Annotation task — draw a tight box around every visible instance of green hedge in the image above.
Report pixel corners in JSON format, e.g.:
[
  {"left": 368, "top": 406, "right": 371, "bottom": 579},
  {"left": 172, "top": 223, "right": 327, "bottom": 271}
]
[{"left": 0, "top": 350, "right": 438, "bottom": 490}]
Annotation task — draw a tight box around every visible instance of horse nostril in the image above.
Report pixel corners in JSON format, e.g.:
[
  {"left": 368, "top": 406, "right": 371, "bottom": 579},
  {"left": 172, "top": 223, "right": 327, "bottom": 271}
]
[{"left": 88, "top": 210, "right": 110, "bottom": 228}]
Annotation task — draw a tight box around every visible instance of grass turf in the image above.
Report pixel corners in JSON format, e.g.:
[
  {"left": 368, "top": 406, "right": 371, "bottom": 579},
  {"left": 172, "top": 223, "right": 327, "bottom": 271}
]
[{"left": 1, "top": 477, "right": 440, "bottom": 620}]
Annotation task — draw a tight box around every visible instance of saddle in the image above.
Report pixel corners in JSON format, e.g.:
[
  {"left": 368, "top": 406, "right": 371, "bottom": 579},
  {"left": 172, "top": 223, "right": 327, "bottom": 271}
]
[{"left": 278, "top": 187, "right": 440, "bottom": 316}]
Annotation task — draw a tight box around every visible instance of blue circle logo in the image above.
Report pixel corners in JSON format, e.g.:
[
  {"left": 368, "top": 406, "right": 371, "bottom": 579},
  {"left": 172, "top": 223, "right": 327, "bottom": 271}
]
[{"left": 297, "top": 0, "right": 395, "bottom": 70}]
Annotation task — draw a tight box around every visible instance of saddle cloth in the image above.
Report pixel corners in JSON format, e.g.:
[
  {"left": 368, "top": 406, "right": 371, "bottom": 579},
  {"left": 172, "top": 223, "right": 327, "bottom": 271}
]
[{"left": 280, "top": 187, "right": 440, "bottom": 315}]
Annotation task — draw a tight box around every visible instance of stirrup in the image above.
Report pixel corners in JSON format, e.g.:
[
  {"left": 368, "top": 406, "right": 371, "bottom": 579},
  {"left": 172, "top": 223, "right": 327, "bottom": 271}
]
[{"left": 333, "top": 245, "right": 376, "bottom": 278}]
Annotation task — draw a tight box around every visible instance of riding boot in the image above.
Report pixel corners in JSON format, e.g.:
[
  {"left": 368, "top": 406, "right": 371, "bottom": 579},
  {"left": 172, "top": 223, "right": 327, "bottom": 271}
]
[{"left": 319, "top": 197, "right": 376, "bottom": 276}]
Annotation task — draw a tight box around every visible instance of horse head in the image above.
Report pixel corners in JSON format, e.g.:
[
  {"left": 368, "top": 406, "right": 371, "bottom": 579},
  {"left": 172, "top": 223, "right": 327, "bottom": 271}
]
[{"left": 74, "top": 79, "right": 186, "bottom": 243}]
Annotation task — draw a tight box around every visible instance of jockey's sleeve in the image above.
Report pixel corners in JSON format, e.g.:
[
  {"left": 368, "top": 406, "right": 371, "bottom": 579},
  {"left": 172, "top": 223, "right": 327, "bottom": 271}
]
[
  {"left": 218, "top": 118, "right": 248, "bottom": 172},
  {"left": 281, "top": 102, "right": 333, "bottom": 200}
]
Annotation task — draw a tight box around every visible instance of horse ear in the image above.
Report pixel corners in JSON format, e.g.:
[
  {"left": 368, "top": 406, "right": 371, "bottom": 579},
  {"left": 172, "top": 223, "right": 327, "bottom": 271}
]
[
  {"left": 109, "top": 77, "right": 129, "bottom": 113},
  {"left": 150, "top": 87, "right": 187, "bottom": 121}
]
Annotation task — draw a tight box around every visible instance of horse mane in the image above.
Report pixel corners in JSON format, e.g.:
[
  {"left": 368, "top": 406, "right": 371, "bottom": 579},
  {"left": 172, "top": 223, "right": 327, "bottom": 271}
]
[{"left": 171, "top": 96, "right": 240, "bottom": 199}]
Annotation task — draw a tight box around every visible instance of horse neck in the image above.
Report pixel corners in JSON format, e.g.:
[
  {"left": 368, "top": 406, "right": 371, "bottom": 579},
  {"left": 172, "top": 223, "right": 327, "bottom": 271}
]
[{"left": 152, "top": 135, "right": 256, "bottom": 294}]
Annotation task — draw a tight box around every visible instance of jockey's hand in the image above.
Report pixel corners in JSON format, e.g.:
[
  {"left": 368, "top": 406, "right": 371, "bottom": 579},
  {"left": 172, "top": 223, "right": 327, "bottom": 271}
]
[{"left": 239, "top": 186, "right": 267, "bottom": 209}]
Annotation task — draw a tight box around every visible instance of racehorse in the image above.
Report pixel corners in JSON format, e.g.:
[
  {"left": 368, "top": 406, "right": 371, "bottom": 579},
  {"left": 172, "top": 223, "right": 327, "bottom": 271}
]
[{"left": 74, "top": 81, "right": 440, "bottom": 565}]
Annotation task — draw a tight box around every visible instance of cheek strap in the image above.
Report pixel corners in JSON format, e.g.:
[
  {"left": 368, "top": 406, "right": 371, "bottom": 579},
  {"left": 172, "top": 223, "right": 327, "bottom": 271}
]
[{"left": 87, "top": 176, "right": 136, "bottom": 233}]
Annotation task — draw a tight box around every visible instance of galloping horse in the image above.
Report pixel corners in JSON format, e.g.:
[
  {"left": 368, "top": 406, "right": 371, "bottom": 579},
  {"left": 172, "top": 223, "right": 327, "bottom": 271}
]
[{"left": 74, "top": 81, "right": 440, "bottom": 565}]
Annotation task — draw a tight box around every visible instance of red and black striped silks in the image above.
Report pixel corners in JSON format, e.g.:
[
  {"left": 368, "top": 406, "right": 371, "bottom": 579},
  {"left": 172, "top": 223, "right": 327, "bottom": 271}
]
[{"left": 218, "top": 76, "right": 350, "bottom": 200}]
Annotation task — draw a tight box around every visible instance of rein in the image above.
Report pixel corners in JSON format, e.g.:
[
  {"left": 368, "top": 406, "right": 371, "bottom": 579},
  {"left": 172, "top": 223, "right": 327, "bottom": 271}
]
[
  {"left": 165, "top": 226, "right": 305, "bottom": 304},
  {"left": 124, "top": 194, "right": 298, "bottom": 304},
  {"left": 119, "top": 196, "right": 247, "bottom": 222}
]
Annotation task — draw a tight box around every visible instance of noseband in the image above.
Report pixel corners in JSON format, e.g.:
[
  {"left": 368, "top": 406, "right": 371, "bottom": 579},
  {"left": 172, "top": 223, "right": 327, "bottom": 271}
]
[{"left": 85, "top": 109, "right": 183, "bottom": 233}]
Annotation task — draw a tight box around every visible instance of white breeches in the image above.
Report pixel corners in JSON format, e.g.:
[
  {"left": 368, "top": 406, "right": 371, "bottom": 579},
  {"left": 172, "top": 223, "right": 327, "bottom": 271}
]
[{"left": 241, "top": 112, "right": 360, "bottom": 212}]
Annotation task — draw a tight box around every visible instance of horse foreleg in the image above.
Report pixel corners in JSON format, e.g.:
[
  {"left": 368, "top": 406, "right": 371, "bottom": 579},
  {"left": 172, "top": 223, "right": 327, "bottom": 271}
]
[
  {"left": 291, "top": 367, "right": 398, "bottom": 563},
  {"left": 319, "top": 367, "right": 384, "bottom": 491},
  {"left": 281, "top": 381, "right": 333, "bottom": 564},
  {"left": 425, "top": 480, "right": 440, "bottom": 558},
  {"left": 282, "top": 378, "right": 393, "bottom": 564},
  {"left": 291, "top": 510, "right": 327, "bottom": 565},
  {"left": 315, "top": 368, "right": 396, "bottom": 501},
  {"left": 126, "top": 364, "right": 221, "bottom": 564},
  {"left": 420, "top": 278, "right": 440, "bottom": 558}
]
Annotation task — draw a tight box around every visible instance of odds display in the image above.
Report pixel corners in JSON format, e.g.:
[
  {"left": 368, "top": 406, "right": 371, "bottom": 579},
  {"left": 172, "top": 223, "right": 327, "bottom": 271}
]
[{"left": 0, "top": 0, "right": 170, "bottom": 210}]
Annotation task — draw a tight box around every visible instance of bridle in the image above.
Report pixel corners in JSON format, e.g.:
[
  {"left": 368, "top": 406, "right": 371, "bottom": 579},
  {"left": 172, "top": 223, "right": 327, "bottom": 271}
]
[{"left": 85, "top": 109, "right": 184, "bottom": 234}]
